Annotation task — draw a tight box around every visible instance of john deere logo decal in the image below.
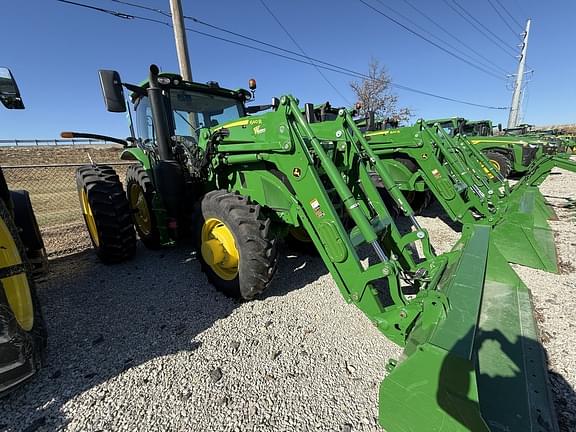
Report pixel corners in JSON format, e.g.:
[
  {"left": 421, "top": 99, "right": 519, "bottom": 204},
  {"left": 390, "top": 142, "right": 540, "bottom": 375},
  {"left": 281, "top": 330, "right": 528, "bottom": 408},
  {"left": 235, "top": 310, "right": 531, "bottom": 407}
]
[{"left": 293, "top": 167, "right": 301, "bottom": 178}]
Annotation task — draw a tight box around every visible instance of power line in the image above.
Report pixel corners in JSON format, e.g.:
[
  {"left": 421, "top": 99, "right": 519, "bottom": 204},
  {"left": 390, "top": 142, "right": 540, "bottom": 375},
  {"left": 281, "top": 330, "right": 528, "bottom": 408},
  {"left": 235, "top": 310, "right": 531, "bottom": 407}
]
[
  {"left": 375, "top": 0, "right": 508, "bottom": 76},
  {"left": 485, "top": 0, "right": 522, "bottom": 39},
  {"left": 257, "top": 0, "right": 352, "bottom": 105},
  {"left": 443, "top": 0, "right": 518, "bottom": 59},
  {"left": 401, "top": 0, "right": 509, "bottom": 75},
  {"left": 494, "top": 0, "right": 524, "bottom": 30},
  {"left": 357, "top": 0, "right": 506, "bottom": 81},
  {"left": 55, "top": 0, "right": 509, "bottom": 110}
]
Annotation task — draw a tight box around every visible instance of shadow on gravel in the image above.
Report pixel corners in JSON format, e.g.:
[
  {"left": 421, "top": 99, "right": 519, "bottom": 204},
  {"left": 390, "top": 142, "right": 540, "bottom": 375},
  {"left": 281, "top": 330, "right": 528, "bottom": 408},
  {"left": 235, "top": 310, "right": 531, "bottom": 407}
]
[
  {"left": 1, "top": 245, "right": 236, "bottom": 431},
  {"left": 550, "top": 370, "right": 576, "bottom": 432},
  {"left": 262, "top": 246, "right": 329, "bottom": 299},
  {"left": 0, "top": 242, "right": 330, "bottom": 431},
  {"left": 418, "top": 199, "right": 463, "bottom": 232}
]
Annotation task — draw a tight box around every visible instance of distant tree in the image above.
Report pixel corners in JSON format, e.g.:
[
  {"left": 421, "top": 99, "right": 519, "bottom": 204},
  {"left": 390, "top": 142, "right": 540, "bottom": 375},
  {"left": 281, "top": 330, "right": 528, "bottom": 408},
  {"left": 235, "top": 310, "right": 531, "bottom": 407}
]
[{"left": 350, "top": 59, "right": 411, "bottom": 123}]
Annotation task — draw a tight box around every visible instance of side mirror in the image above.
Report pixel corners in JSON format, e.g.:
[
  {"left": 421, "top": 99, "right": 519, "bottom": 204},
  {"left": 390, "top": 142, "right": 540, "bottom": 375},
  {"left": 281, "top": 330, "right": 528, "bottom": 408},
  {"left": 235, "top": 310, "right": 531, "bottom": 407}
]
[
  {"left": 498, "top": 123, "right": 503, "bottom": 132},
  {"left": 98, "top": 69, "right": 126, "bottom": 112},
  {"left": 0, "top": 67, "right": 24, "bottom": 109}
]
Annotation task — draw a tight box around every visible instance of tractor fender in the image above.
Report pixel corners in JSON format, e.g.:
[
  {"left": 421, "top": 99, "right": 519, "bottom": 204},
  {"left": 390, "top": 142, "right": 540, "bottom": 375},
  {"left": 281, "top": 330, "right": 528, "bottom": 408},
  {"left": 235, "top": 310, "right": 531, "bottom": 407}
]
[{"left": 120, "top": 148, "right": 151, "bottom": 170}]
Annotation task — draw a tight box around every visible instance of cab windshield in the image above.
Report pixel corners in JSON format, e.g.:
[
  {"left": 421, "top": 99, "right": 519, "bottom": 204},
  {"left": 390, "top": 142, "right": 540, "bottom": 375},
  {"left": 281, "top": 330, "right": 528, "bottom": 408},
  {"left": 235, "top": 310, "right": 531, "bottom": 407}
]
[{"left": 136, "top": 89, "right": 244, "bottom": 143}]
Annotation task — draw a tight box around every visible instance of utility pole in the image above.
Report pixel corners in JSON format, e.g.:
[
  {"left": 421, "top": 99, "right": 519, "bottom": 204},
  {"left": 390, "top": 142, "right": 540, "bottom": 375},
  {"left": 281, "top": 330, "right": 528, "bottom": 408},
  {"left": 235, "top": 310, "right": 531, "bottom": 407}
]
[
  {"left": 507, "top": 19, "right": 531, "bottom": 129},
  {"left": 169, "top": 0, "right": 193, "bottom": 82},
  {"left": 169, "top": 0, "right": 198, "bottom": 129}
]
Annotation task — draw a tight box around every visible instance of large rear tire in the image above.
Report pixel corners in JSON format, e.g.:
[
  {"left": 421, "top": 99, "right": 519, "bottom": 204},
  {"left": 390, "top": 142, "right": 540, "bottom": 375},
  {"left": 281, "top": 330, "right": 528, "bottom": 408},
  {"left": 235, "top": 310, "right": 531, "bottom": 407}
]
[
  {"left": 0, "top": 198, "right": 46, "bottom": 396},
  {"left": 76, "top": 165, "right": 136, "bottom": 263},
  {"left": 194, "top": 190, "right": 278, "bottom": 300},
  {"left": 483, "top": 151, "right": 512, "bottom": 178},
  {"left": 125, "top": 165, "right": 161, "bottom": 249}
]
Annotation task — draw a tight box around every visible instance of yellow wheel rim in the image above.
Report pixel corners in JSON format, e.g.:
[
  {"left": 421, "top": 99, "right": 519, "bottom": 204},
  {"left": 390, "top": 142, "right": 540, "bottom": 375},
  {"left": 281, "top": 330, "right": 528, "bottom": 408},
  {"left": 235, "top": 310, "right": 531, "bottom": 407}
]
[
  {"left": 201, "top": 217, "right": 239, "bottom": 280},
  {"left": 80, "top": 188, "right": 99, "bottom": 247},
  {"left": 0, "top": 217, "right": 33, "bottom": 331},
  {"left": 128, "top": 183, "right": 152, "bottom": 236},
  {"left": 489, "top": 159, "right": 501, "bottom": 172}
]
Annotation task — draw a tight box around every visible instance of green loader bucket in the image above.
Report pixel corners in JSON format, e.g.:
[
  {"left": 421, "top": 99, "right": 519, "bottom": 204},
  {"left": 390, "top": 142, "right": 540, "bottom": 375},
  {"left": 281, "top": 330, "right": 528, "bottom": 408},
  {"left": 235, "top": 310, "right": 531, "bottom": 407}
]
[
  {"left": 379, "top": 225, "right": 558, "bottom": 431},
  {"left": 491, "top": 187, "right": 559, "bottom": 273}
]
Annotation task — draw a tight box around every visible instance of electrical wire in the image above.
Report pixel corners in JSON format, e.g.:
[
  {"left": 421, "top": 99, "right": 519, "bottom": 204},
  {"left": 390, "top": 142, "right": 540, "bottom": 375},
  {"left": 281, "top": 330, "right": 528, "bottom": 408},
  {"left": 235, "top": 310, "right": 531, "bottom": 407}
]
[
  {"left": 375, "top": 0, "right": 508, "bottom": 76},
  {"left": 257, "top": 0, "right": 352, "bottom": 105},
  {"left": 357, "top": 0, "right": 505, "bottom": 81},
  {"left": 401, "top": 0, "right": 509, "bottom": 75},
  {"left": 443, "top": 0, "right": 518, "bottom": 58},
  {"left": 55, "top": 0, "right": 510, "bottom": 110},
  {"left": 494, "top": 0, "right": 524, "bottom": 30},
  {"left": 486, "top": 0, "right": 522, "bottom": 39}
]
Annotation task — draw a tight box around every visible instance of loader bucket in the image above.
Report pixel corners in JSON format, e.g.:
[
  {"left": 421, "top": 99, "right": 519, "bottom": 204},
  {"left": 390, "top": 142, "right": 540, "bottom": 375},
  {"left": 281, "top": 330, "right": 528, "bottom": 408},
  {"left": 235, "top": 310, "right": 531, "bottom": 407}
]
[
  {"left": 379, "top": 225, "right": 558, "bottom": 432},
  {"left": 491, "top": 187, "right": 559, "bottom": 273}
]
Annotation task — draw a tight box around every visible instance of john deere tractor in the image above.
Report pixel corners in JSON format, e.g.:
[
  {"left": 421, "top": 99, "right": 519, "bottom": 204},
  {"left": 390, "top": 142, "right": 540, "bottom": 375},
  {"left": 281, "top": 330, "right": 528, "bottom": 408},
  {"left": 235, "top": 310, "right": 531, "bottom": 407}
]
[
  {"left": 70, "top": 65, "right": 560, "bottom": 431},
  {"left": 361, "top": 116, "right": 576, "bottom": 274},
  {"left": 0, "top": 67, "right": 47, "bottom": 396},
  {"left": 428, "top": 117, "right": 552, "bottom": 177}
]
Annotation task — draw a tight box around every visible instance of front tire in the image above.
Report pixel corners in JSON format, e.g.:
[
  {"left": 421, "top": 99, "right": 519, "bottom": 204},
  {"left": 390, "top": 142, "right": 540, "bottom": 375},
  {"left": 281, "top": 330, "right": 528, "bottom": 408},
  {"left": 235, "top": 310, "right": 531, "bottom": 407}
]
[
  {"left": 76, "top": 165, "right": 136, "bottom": 263},
  {"left": 483, "top": 151, "right": 512, "bottom": 178},
  {"left": 194, "top": 190, "right": 278, "bottom": 300},
  {"left": 125, "top": 165, "right": 161, "bottom": 249},
  {"left": 0, "top": 198, "right": 46, "bottom": 396}
]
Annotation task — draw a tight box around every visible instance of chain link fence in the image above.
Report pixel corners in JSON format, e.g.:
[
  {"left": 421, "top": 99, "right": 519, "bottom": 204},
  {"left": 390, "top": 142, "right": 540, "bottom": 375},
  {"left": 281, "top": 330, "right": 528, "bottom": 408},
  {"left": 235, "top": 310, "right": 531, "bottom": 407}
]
[{"left": 3, "top": 162, "right": 132, "bottom": 257}]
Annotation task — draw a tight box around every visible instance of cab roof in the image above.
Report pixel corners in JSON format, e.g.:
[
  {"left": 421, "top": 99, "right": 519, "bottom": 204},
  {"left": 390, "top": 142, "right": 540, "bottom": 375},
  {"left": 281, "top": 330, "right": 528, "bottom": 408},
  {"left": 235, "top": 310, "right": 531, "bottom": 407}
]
[{"left": 131, "top": 72, "right": 251, "bottom": 102}]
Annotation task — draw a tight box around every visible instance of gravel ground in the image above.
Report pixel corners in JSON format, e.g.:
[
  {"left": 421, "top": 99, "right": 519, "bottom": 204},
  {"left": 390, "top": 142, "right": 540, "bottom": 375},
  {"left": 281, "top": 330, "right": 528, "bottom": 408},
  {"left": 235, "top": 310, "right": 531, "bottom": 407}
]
[{"left": 1, "top": 168, "right": 575, "bottom": 432}]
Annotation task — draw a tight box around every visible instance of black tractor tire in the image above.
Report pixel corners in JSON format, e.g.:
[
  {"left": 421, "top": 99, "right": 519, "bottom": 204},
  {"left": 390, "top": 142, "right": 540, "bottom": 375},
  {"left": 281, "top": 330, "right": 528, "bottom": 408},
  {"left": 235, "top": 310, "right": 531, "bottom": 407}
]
[
  {"left": 194, "top": 190, "right": 278, "bottom": 300},
  {"left": 371, "top": 157, "right": 431, "bottom": 216},
  {"left": 9, "top": 190, "right": 48, "bottom": 275},
  {"left": 408, "top": 190, "right": 433, "bottom": 215},
  {"left": 285, "top": 226, "right": 318, "bottom": 255},
  {"left": 0, "top": 198, "right": 47, "bottom": 397},
  {"left": 483, "top": 151, "right": 512, "bottom": 178},
  {"left": 76, "top": 165, "right": 136, "bottom": 263},
  {"left": 125, "top": 165, "right": 161, "bottom": 249}
]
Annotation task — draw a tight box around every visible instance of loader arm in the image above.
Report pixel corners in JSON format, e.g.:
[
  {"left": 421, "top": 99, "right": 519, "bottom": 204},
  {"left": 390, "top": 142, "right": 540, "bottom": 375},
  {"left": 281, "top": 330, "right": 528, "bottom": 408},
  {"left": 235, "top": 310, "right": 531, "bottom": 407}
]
[
  {"left": 366, "top": 121, "right": 566, "bottom": 274},
  {"left": 203, "top": 96, "right": 558, "bottom": 430}
]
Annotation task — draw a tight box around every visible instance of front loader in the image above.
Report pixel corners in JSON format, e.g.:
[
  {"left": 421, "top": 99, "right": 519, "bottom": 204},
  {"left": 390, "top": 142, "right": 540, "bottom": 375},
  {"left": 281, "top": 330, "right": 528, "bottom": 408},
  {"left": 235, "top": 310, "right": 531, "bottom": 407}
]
[
  {"left": 70, "top": 64, "right": 559, "bottom": 431},
  {"left": 363, "top": 119, "right": 572, "bottom": 274}
]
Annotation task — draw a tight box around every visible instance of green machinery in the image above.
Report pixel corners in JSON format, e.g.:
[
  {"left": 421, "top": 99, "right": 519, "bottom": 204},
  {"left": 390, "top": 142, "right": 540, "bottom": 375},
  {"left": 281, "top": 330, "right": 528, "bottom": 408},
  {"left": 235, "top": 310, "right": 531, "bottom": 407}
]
[
  {"left": 0, "top": 67, "right": 47, "bottom": 396},
  {"left": 428, "top": 117, "right": 555, "bottom": 177},
  {"left": 362, "top": 119, "right": 575, "bottom": 273},
  {"left": 71, "top": 65, "right": 559, "bottom": 431}
]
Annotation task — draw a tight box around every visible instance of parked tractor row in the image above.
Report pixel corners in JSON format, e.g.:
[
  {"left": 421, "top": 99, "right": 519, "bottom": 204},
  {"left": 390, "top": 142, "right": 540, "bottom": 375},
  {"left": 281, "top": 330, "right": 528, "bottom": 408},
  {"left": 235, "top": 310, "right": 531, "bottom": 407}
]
[{"left": 62, "top": 65, "right": 574, "bottom": 431}]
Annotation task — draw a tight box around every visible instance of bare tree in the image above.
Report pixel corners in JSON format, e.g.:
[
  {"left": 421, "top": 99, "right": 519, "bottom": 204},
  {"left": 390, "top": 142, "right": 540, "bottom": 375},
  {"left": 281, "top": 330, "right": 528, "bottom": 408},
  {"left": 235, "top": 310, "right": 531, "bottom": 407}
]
[{"left": 350, "top": 59, "right": 411, "bottom": 122}]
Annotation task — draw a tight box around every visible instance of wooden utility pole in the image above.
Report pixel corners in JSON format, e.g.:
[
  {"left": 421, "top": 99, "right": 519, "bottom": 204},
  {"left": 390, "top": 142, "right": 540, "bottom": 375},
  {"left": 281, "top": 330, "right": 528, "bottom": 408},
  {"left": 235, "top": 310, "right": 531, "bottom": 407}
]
[{"left": 169, "top": 0, "right": 193, "bottom": 82}]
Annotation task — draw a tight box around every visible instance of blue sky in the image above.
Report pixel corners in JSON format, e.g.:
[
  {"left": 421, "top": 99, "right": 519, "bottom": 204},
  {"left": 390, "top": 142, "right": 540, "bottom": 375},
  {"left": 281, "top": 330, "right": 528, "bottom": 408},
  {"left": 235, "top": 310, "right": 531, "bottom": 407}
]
[{"left": 1, "top": 0, "right": 574, "bottom": 139}]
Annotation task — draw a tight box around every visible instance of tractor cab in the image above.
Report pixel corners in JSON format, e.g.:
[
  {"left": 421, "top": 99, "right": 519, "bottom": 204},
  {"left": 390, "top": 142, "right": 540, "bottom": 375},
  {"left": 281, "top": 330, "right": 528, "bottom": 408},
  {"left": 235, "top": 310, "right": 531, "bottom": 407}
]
[
  {"left": 129, "top": 73, "right": 253, "bottom": 146},
  {"left": 425, "top": 117, "right": 464, "bottom": 136},
  {"left": 462, "top": 119, "right": 494, "bottom": 136}
]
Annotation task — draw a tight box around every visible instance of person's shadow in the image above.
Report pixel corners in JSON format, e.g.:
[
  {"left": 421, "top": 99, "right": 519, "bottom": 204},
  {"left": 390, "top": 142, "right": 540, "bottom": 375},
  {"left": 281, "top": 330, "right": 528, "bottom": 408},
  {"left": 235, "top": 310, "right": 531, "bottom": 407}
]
[
  {"left": 0, "top": 242, "right": 328, "bottom": 431},
  {"left": 438, "top": 327, "right": 575, "bottom": 431}
]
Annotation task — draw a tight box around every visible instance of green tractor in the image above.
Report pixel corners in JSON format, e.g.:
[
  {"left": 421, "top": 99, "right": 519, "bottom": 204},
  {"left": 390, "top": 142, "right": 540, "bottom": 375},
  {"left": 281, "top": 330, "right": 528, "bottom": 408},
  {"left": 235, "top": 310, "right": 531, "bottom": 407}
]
[
  {"left": 428, "top": 117, "right": 551, "bottom": 178},
  {"left": 362, "top": 118, "right": 571, "bottom": 274},
  {"left": 0, "top": 67, "right": 47, "bottom": 396},
  {"left": 70, "top": 65, "right": 559, "bottom": 431}
]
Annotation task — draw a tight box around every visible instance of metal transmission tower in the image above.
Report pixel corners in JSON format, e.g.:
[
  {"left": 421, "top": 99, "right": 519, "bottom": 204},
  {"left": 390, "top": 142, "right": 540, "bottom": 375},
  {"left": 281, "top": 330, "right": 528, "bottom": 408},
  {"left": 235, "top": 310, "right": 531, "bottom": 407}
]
[{"left": 507, "top": 19, "right": 531, "bottom": 128}]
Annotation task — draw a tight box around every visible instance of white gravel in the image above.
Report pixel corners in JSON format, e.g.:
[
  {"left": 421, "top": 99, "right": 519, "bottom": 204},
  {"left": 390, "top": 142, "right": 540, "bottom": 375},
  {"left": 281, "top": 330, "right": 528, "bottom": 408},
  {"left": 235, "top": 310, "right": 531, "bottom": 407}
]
[{"left": 1, "top": 168, "right": 574, "bottom": 432}]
